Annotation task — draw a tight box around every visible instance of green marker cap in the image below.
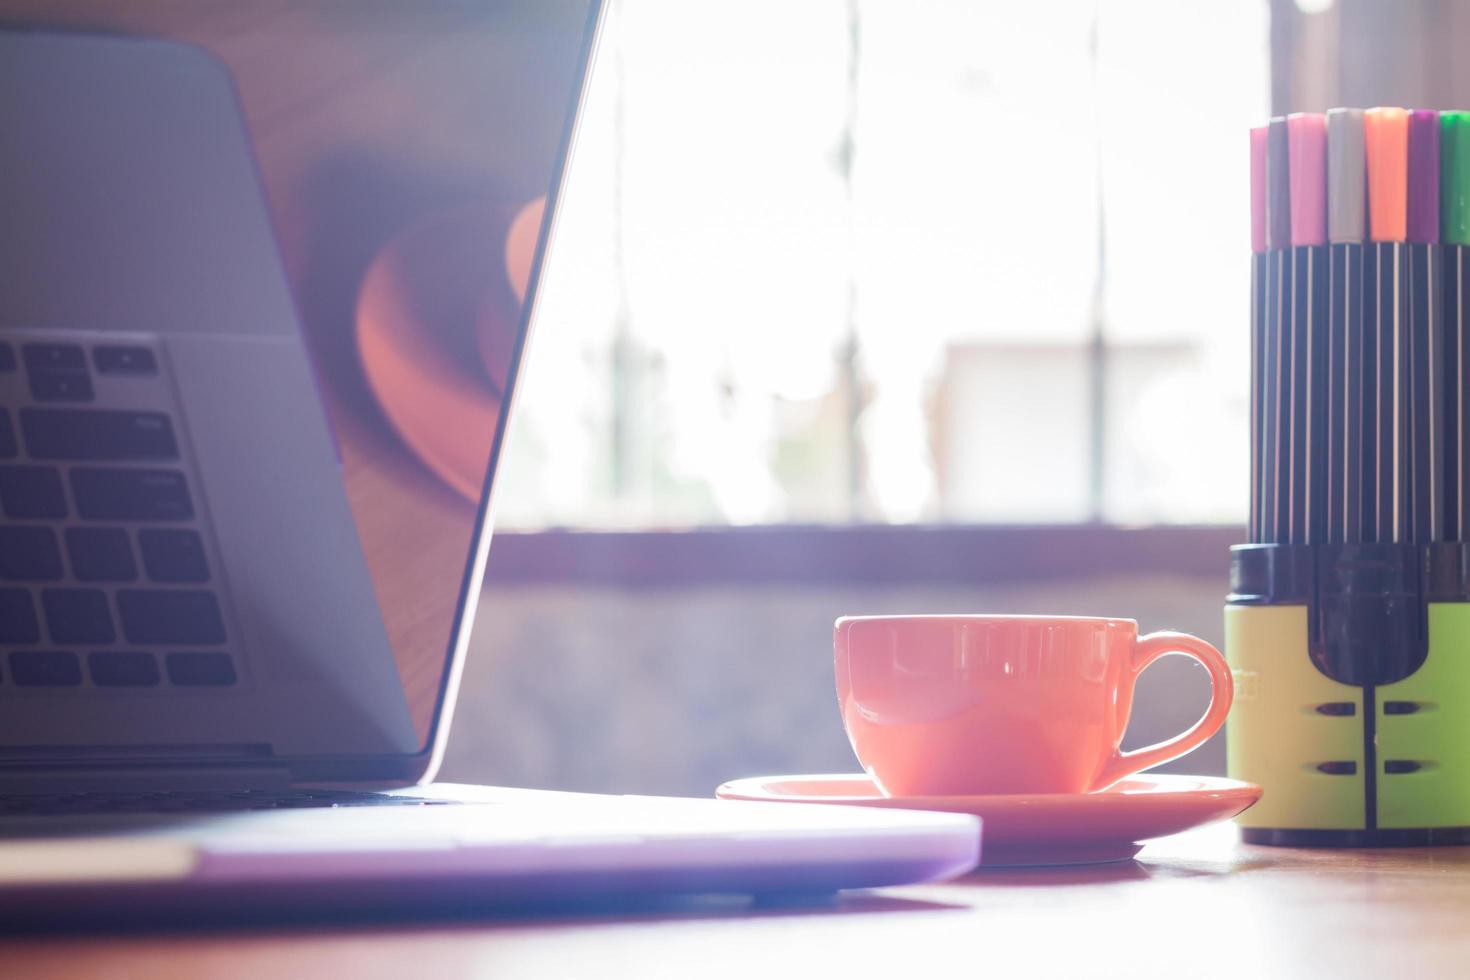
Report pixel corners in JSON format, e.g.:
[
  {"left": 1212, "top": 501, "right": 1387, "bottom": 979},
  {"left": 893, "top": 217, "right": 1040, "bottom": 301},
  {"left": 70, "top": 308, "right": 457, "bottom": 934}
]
[{"left": 1442, "top": 111, "right": 1470, "bottom": 245}]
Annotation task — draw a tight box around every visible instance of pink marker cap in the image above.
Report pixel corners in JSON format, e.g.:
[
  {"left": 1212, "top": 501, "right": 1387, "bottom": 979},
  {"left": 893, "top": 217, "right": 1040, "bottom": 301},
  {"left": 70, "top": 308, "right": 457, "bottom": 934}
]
[
  {"left": 1287, "top": 113, "right": 1327, "bottom": 246},
  {"left": 1250, "top": 126, "right": 1268, "bottom": 252}
]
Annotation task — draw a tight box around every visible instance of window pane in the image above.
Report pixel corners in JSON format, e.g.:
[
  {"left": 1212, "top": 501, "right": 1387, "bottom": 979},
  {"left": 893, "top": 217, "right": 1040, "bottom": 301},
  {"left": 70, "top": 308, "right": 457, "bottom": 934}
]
[
  {"left": 1096, "top": 0, "right": 1267, "bottom": 524},
  {"left": 495, "top": 0, "right": 1269, "bottom": 528}
]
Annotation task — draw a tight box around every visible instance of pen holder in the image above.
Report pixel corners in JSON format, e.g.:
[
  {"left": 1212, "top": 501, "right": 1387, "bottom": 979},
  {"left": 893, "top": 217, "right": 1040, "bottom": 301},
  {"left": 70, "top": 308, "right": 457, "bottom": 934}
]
[{"left": 1226, "top": 542, "right": 1470, "bottom": 844}]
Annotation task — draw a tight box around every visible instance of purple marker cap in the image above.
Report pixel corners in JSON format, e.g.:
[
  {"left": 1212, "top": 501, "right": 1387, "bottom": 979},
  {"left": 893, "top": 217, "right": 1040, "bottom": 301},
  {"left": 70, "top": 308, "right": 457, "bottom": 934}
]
[
  {"left": 1408, "top": 109, "right": 1440, "bottom": 242},
  {"left": 1288, "top": 113, "right": 1327, "bottom": 246}
]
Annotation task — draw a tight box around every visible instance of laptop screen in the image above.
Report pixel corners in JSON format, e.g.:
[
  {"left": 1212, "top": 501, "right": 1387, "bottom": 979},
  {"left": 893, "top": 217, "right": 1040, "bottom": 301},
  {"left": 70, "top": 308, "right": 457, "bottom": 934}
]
[
  {"left": 313, "top": 1, "right": 605, "bottom": 758},
  {"left": 0, "top": 2, "right": 601, "bottom": 775},
  {"left": 318, "top": 2, "right": 604, "bottom": 757}
]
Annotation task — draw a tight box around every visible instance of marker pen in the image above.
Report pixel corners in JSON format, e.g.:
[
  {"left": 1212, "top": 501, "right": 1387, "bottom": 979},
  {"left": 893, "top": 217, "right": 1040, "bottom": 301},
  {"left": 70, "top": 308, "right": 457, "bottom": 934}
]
[
  {"left": 1327, "top": 107, "right": 1366, "bottom": 544},
  {"left": 1289, "top": 112, "right": 1328, "bottom": 545},
  {"left": 1443, "top": 110, "right": 1470, "bottom": 540},
  {"left": 1406, "top": 109, "right": 1441, "bottom": 544},
  {"left": 1266, "top": 116, "right": 1292, "bottom": 543},
  {"left": 1365, "top": 107, "right": 1410, "bottom": 544},
  {"left": 1251, "top": 125, "right": 1268, "bottom": 543}
]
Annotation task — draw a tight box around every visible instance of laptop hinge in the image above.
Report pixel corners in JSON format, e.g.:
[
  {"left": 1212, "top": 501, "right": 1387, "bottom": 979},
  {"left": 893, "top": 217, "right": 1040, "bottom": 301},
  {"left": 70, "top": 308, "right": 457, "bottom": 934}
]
[{"left": 0, "top": 767, "right": 293, "bottom": 796}]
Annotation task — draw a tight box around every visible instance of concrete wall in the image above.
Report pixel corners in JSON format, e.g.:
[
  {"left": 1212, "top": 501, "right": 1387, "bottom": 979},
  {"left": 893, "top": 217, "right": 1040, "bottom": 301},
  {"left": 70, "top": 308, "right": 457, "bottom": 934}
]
[{"left": 438, "top": 572, "right": 1230, "bottom": 795}]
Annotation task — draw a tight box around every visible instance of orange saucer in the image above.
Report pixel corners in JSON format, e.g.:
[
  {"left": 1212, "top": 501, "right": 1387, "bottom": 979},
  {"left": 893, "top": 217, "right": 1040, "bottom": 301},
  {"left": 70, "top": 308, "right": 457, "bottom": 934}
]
[{"left": 715, "top": 773, "right": 1262, "bottom": 867}]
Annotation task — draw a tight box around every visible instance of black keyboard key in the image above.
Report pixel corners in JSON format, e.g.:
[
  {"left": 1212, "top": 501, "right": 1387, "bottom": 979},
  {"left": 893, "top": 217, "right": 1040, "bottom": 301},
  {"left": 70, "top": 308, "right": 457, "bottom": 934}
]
[
  {"left": 42, "top": 588, "right": 115, "bottom": 644},
  {"left": 89, "top": 651, "right": 160, "bottom": 687},
  {"left": 0, "top": 343, "right": 14, "bottom": 372},
  {"left": 0, "top": 409, "right": 15, "bottom": 459},
  {"left": 94, "top": 346, "right": 158, "bottom": 375},
  {"left": 0, "top": 526, "right": 63, "bottom": 581},
  {"left": 10, "top": 651, "right": 82, "bottom": 686},
  {"left": 166, "top": 651, "right": 236, "bottom": 686},
  {"left": 138, "top": 529, "right": 208, "bottom": 583},
  {"left": 70, "top": 468, "right": 192, "bottom": 521},
  {"left": 22, "top": 343, "right": 86, "bottom": 371},
  {"left": 29, "top": 371, "right": 95, "bottom": 403},
  {"left": 0, "top": 589, "right": 39, "bottom": 643},
  {"left": 0, "top": 466, "right": 67, "bottom": 519},
  {"left": 65, "top": 527, "right": 137, "bottom": 582},
  {"left": 22, "top": 409, "right": 178, "bottom": 461},
  {"left": 118, "top": 589, "right": 224, "bottom": 644}
]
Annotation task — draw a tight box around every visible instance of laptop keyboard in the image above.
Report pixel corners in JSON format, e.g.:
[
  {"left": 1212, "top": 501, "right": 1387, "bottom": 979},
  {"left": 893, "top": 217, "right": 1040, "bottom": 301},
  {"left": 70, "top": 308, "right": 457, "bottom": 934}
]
[
  {"left": 0, "top": 789, "right": 451, "bottom": 816},
  {"left": 0, "top": 334, "right": 240, "bottom": 691}
]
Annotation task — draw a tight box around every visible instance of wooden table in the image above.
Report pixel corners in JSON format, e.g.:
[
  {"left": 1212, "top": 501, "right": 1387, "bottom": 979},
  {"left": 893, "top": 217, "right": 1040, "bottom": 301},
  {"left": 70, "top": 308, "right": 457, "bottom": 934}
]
[{"left": 5, "top": 824, "right": 1470, "bottom": 978}]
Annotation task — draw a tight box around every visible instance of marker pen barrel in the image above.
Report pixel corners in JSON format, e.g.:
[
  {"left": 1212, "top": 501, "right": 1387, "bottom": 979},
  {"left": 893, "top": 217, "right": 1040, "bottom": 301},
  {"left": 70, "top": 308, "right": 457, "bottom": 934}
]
[
  {"left": 1250, "top": 125, "right": 1269, "bottom": 543},
  {"left": 1327, "top": 108, "right": 1366, "bottom": 544},
  {"left": 1365, "top": 107, "right": 1410, "bottom": 544},
  {"left": 1289, "top": 112, "right": 1328, "bottom": 545},
  {"left": 1266, "top": 117, "right": 1292, "bottom": 543},
  {"left": 1444, "top": 111, "right": 1470, "bottom": 540},
  {"left": 1406, "top": 109, "right": 1441, "bottom": 543}
]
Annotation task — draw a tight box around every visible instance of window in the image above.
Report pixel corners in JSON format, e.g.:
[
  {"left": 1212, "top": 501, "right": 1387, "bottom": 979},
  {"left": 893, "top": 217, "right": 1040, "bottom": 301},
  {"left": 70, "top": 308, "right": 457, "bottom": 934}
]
[{"left": 497, "top": 0, "right": 1270, "bottom": 528}]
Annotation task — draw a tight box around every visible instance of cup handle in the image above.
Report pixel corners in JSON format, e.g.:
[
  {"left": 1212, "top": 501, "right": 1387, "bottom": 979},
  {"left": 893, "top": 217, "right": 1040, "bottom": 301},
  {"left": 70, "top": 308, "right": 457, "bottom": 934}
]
[{"left": 1091, "top": 631, "right": 1235, "bottom": 791}]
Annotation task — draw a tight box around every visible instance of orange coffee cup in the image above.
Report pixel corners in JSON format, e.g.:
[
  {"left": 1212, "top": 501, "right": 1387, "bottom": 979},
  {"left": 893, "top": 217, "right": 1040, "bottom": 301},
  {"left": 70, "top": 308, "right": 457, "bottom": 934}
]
[{"left": 834, "top": 615, "right": 1234, "bottom": 797}]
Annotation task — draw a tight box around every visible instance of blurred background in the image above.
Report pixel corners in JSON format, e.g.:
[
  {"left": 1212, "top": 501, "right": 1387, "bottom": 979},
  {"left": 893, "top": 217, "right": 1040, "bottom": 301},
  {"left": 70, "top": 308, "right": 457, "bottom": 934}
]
[
  {"left": 466, "top": 0, "right": 1470, "bottom": 793},
  {"left": 476, "top": 0, "right": 1269, "bottom": 791},
  {"left": 10, "top": 0, "right": 1459, "bottom": 795},
  {"left": 504, "top": 0, "right": 1265, "bottom": 528},
  {"left": 470, "top": 0, "right": 1267, "bottom": 790}
]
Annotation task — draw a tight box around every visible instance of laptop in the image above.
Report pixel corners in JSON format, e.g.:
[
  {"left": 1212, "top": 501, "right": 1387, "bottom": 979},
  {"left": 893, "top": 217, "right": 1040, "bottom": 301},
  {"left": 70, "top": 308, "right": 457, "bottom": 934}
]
[{"left": 0, "top": 5, "right": 979, "bottom": 921}]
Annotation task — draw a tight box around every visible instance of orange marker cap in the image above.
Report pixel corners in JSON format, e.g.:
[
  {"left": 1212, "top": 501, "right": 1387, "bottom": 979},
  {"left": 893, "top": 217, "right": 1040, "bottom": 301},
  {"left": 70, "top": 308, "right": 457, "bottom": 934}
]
[{"left": 1365, "top": 107, "right": 1409, "bottom": 242}]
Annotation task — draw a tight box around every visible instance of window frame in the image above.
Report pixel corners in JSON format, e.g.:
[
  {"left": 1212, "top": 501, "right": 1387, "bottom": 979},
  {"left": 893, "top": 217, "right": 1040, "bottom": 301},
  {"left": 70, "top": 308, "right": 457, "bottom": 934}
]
[{"left": 482, "top": 524, "right": 1242, "bottom": 587}]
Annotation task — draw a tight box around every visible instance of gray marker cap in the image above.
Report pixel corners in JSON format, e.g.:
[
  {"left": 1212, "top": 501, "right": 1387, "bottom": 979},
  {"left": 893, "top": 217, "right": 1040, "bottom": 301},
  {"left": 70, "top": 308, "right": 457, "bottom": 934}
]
[{"left": 1328, "top": 107, "right": 1366, "bottom": 243}]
